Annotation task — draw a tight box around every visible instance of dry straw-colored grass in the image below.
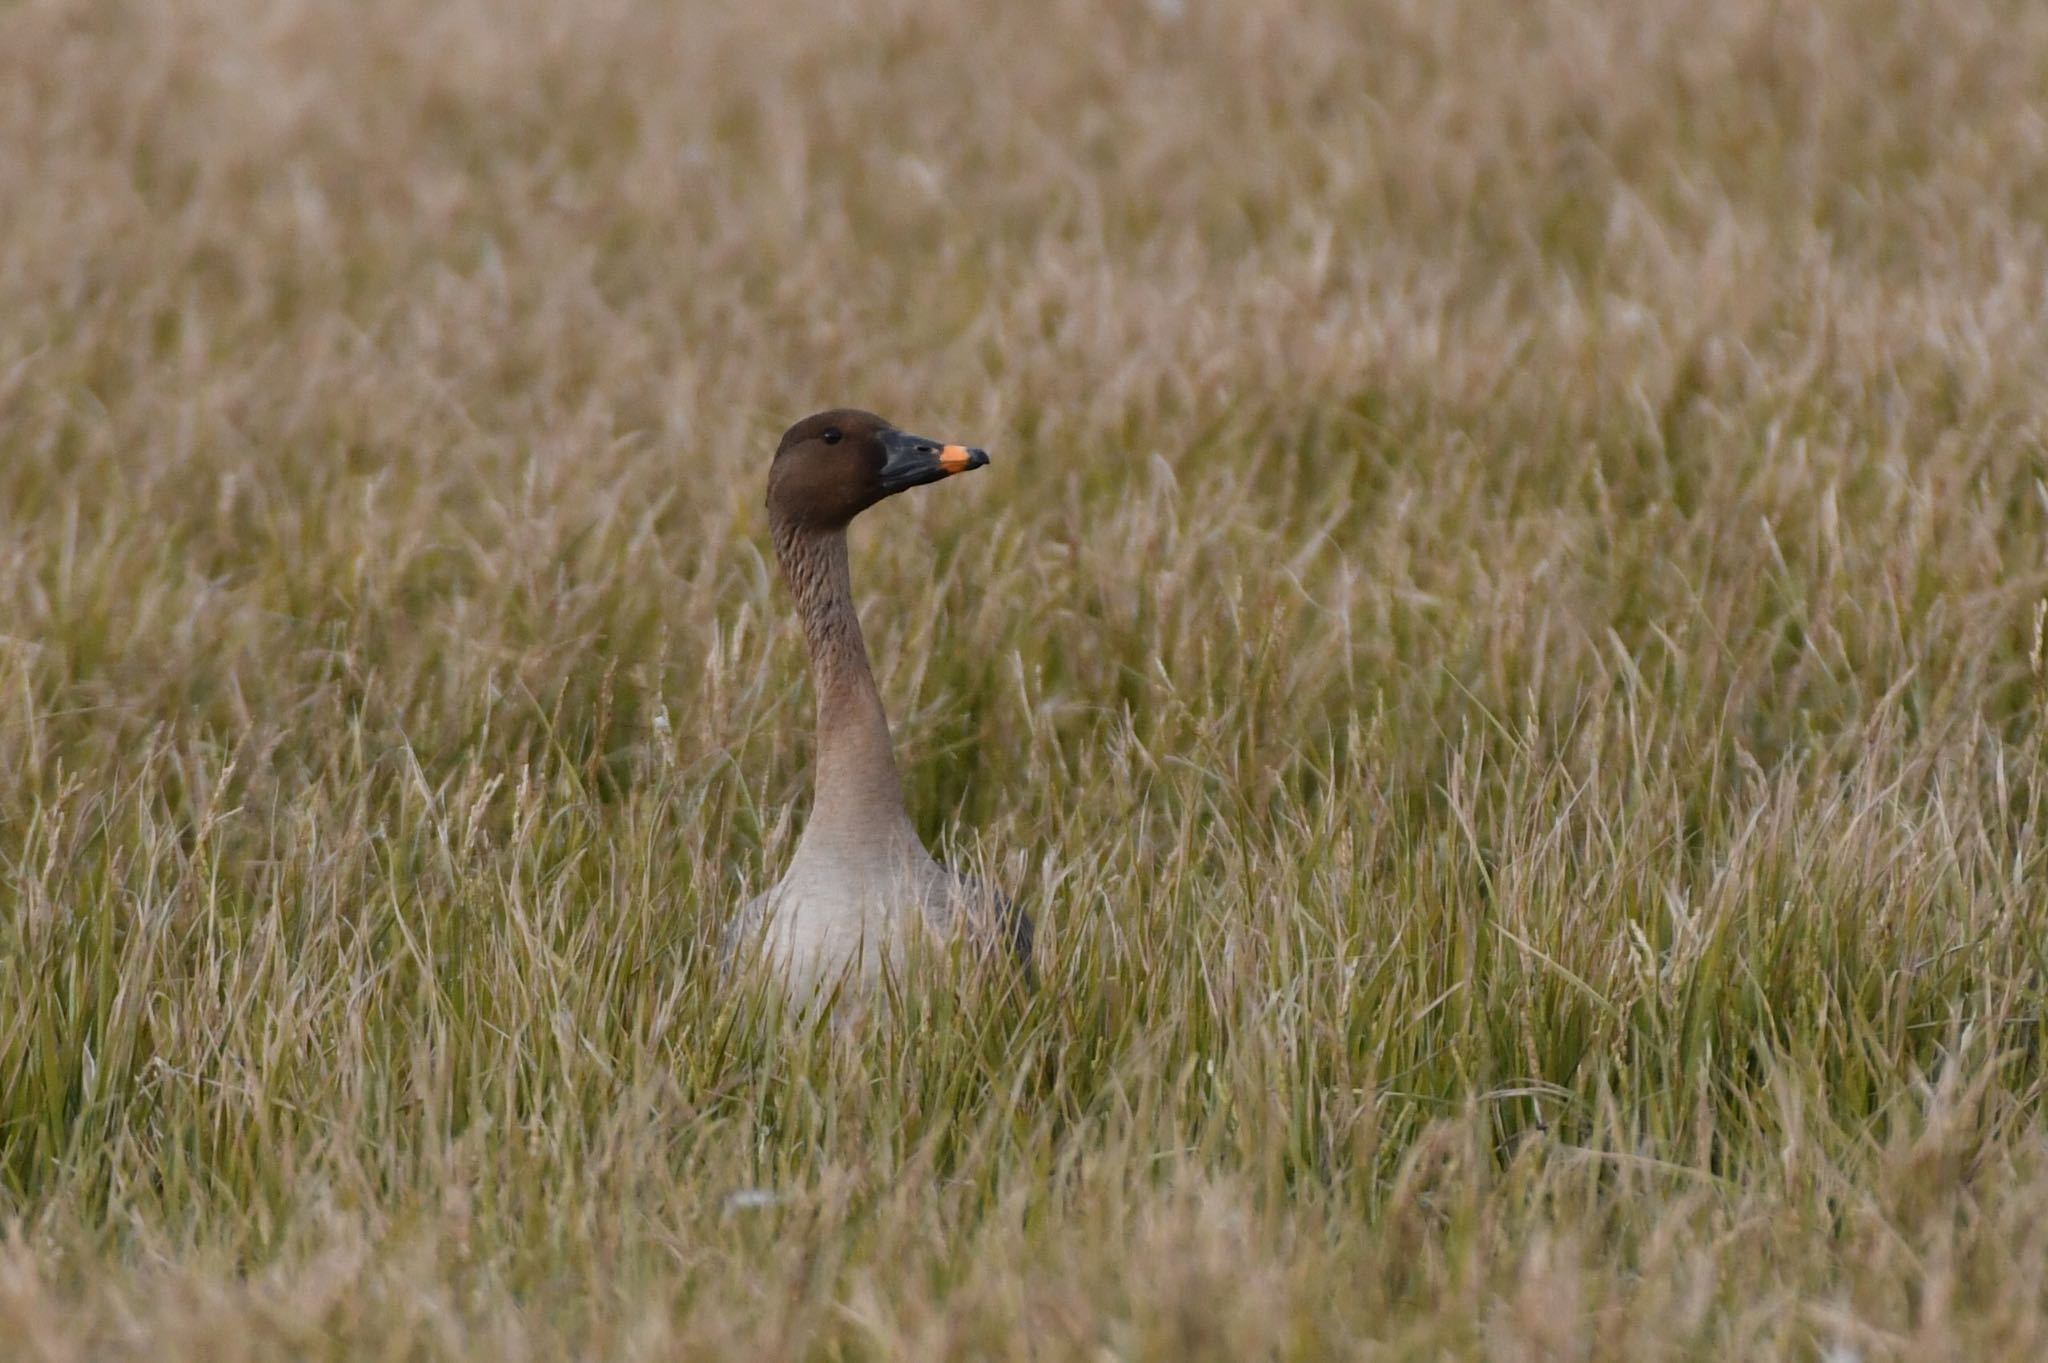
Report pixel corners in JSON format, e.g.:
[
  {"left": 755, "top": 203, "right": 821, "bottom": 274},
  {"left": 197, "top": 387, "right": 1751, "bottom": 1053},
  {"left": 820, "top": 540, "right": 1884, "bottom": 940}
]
[{"left": 2, "top": 0, "right": 2047, "bottom": 1357}]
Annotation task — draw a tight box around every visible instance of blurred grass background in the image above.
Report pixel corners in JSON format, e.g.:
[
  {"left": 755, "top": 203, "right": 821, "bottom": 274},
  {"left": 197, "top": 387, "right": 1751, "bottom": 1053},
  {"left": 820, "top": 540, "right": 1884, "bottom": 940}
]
[{"left": 1, "top": 0, "right": 2046, "bottom": 1357}]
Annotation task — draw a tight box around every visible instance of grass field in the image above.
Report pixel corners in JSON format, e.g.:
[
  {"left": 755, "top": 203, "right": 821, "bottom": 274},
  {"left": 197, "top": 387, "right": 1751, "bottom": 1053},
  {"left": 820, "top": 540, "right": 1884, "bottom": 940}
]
[{"left": 3, "top": 0, "right": 2047, "bottom": 1357}]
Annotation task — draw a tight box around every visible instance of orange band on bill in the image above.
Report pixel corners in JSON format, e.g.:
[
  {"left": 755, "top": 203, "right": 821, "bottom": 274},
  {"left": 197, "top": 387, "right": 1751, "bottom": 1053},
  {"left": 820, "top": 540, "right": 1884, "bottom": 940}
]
[{"left": 939, "top": 445, "right": 974, "bottom": 473}]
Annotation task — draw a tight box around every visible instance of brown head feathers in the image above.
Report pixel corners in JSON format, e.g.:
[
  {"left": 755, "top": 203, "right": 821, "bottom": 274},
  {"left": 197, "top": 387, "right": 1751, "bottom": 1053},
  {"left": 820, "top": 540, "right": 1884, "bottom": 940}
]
[{"left": 767, "top": 409, "right": 989, "bottom": 531}]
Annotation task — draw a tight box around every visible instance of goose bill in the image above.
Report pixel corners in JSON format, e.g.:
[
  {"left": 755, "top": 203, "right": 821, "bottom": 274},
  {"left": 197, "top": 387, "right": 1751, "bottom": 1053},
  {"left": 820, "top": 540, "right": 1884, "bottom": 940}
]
[{"left": 877, "top": 429, "right": 991, "bottom": 493}]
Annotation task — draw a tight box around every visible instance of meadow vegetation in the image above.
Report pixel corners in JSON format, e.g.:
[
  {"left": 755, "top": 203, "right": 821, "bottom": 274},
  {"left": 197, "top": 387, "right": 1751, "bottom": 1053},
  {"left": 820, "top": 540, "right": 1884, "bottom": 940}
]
[{"left": 2, "top": 0, "right": 2047, "bottom": 1357}]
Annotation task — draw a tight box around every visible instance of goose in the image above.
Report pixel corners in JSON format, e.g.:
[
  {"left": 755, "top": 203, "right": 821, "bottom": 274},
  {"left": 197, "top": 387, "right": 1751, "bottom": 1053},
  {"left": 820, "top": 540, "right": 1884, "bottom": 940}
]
[{"left": 727, "top": 409, "right": 1032, "bottom": 998}]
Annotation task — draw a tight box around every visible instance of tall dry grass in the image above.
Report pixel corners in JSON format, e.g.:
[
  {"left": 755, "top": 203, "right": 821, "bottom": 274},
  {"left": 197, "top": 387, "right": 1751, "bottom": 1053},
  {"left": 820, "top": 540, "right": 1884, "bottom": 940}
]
[{"left": 1, "top": 0, "right": 2046, "bottom": 1357}]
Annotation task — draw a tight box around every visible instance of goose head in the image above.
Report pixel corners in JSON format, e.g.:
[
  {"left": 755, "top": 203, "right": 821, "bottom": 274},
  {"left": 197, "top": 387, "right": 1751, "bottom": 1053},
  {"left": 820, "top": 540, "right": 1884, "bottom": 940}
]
[{"left": 766, "top": 408, "right": 990, "bottom": 530}]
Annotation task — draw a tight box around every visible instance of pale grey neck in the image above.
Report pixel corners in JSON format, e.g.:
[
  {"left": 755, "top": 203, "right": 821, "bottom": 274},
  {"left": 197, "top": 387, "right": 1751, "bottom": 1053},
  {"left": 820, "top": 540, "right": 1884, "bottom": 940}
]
[{"left": 772, "top": 518, "right": 920, "bottom": 851}]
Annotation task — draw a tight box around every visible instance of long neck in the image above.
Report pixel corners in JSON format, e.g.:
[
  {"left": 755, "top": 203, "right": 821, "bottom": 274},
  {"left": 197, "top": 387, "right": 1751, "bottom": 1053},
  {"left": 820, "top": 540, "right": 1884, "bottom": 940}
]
[{"left": 772, "top": 518, "right": 918, "bottom": 849}]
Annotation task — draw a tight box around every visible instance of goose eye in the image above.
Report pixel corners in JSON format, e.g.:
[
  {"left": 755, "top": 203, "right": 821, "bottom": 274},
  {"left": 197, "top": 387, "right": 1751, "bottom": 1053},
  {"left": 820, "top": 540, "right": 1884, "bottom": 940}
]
[{"left": 821, "top": 428, "right": 843, "bottom": 445}]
